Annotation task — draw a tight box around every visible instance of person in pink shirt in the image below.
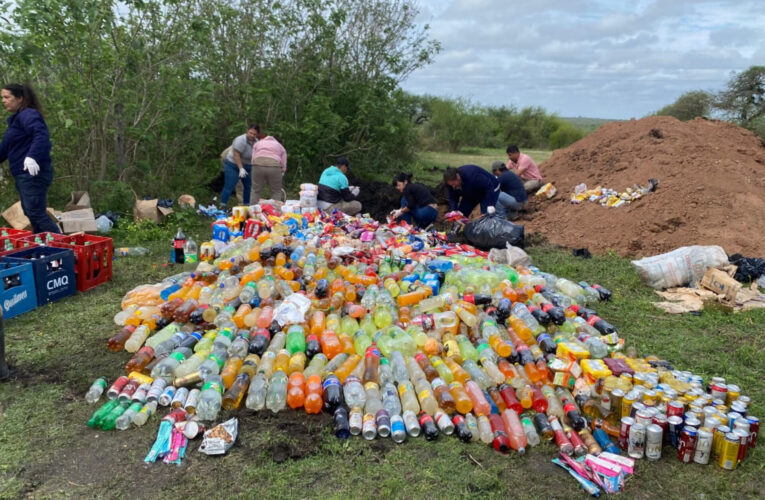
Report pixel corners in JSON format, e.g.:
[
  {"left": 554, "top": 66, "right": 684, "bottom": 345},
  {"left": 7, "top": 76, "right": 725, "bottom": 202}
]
[
  {"left": 251, "top": 132, "right": 287, "bottom": 202},
  {"left": 506, "top": 144, "right": 543, "bottom": 193}
]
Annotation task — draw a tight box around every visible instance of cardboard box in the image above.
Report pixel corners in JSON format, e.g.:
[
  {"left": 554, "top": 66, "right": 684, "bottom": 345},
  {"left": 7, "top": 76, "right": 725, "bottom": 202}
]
[
  {"left": 133, "top": 198, "right": 173, "bottom": 223},
  {"left": 58, "top": 208, "right": 98, "bottom": 233},
  {"left": 700, "top": 267, "right": 741, "bottom": 302},
  {"left": 2, "top": 201, "right": 59, "bottom": 231},
  {"left": 65, "top": 191, "right": 91, "bottom": 212}
]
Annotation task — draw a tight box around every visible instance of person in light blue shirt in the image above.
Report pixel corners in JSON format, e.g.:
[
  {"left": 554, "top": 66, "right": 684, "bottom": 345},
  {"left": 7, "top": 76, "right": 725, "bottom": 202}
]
[{"left": 317, "top": 157, "right": 362, "bottom": 215}]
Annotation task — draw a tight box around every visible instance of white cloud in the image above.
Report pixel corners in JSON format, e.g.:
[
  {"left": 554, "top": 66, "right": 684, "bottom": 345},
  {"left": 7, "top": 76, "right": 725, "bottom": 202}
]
[{"left": 403, "top": 0, "right": 765, "bottom": 117}]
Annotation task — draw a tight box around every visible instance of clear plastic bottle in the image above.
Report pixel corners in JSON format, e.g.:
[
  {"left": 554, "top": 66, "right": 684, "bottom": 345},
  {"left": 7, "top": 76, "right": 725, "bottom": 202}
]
[
  {"left": 390, "top": 351, "right": 410, "bottom": 384},
  {"left": 132, "top": 400, "right": 157, "bottom": 426},
  {"left": 151, "top": 348, "right": 191, "bottom": 383},
  {"left": 115, "top": 402, "right": 144, "bottom": 430},
  {"left": 342, "top": 376, "right": 366, "bottom": 408},
  {"left": 85, "top": 377, "right": 107, "bottom": 403},
  {"left": 245, "top": 372, "right": 268, "bottom": 410},
  {"left": 198, "top": 348, "right": 228, "bottom": 379},
  {"left": 266, "top": 371, "right": 288, "bottom": 413},
  {"left": 173, "top": 350, "right": 209, "bottom": 379},
  {"left": 124, "top": 325, "right": 150, "bottom": 353},
  {"left": 477, "top": 415, "right": 493, "bottom": 444},
  {"left": 196, "top": 375, "right": 224, "bottom": 420},
  {"left": 381, "top": 381, "right": 402, "bottom": 416}
]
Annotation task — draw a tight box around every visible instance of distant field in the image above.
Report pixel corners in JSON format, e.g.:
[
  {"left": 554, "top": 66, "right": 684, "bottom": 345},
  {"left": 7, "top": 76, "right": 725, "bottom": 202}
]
[{"left": 560, "top": 116, "right": 618, "bottom": 133}]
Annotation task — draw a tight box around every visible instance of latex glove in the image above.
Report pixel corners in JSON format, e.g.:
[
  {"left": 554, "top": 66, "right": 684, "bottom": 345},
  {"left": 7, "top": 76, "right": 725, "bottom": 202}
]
[
  {"left": 238, "top": 168, "right": 248, "bottom": 178},
  {"left": 23, "top": 157, "right": 40, "bottom": 176},
  {"left": 349, "top": 186, "right": 360, "bottom": 197},
  {"left": 486, "top": 206, "right": 496, "bottom": 215},
  {"left": 390, "top": 209, "right": 403, "bottom": 220}
]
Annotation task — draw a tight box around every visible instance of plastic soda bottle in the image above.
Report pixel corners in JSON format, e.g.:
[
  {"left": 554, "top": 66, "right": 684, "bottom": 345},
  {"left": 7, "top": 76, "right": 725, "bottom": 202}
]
[
  {"left": 245, "top": 373, "right": 268, "bottom": 410},
  {"left": 501, "top": 409, "right": 528, "bottom": 454},
  {"left": 132, "top": 400, "right": 157, "bottom": 426},
  {"left": 196, "top": 375, "right": 224, "bottom": 420},
  {"left": 286, "top": 372, "right": 306, "bottom": 409},
  {"left": 304, "top": 374, "right": 323, "bottom": 414},
  {"left": 266, "top": 370, "right": 288, "bottom": 413},
  {"left": 489, "top": 413, "right": 510, "bottom": 452},
  {"left": 286, "top": 325, "right": 307, "bottom": 354},
  {"left": 86, "top": 377, "right": 107, "bottom": 403}
]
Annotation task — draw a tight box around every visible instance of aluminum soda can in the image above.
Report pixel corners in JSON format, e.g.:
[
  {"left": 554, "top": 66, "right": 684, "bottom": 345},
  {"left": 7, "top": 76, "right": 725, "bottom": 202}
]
[
  {"left": 376, "top": 409, "right": 391, "bottom": 438},
  {"left": 652, "top": 413, "right": 668, "bottom": 436},
  {"left": 171, "top": 387, "right": 189, "bottom": 408},
  {"left": 645, "top": 424, "right": 663, "bottom": 461},
  {"left": 693, "top": 427, "right": 713, "bottom": 464},
  {"left": 709, "top": 381, "right": 727, "bottom": 401},
  {"left": 730, "top": 401, "right": 747, "bottom": 416},
  {"left": 630, "top": 401, "right": 646, "bottom": 419},
  {"left": 362, "top": 413, "right": 377, "bottom": 440},
  {"left": 622, "top": 391, "right": 637, "bottom": 418},
  {"left": 610, "top": 389, "right": 624, "bottom": 419},
  {"left": 131, "top": 383, "right": 151, "bottom": 403},
  {"left": 735, "top": 394, "right": 750, "bottom": 407},
  {"left": 725, "top": 384, "right": 740, "bottom": 405},
  {"left": 349, "top": 407, "right": 363, "bottom": 436},
  {"left": 734, "top": 428, "right": 749, "bottom": 464},
  {"left": 158, "top": 385, "right": 176, "bottom": 406},
  {"left": 745, "top": 416, "right": 758, "bottom": 448},
  {"left": 727, "top": 412, "right": 742, "bottom": 429},
  {"left": 635, "top": 409, "right": 652, "bottom": 427},
  {"left": 677, "top": 426, "right": 698, "bottom": 462},
  {"left": 434, "top": 411, "right": 454, "bottom": 435},
  {"left": 619, "top": 417, "right": 635, "bottom": 450},
  {"left": 185, "top": 388, "right": 200, "bottom": 414},
  {"left": 390, "top": 414, "right": 406, "bottom": 443},
  {"left": 684, "top": 415, "right": 701, "bottom": 429},
  {"left": 146, "top": 378, "right": 167, "bottom": 402},
  {"left": 718, "top": 432, "right": 739, "bottom": 469},
  {"left": 106, "top": 376, "right": 129, "bottom": 399},
  {"left": 403, "top": 410, "right": 421, "bottom": 437},
  {"left": 667, "top": 400, "right": 685, "bottom": 419},
  {"left": 628, "top": 423, "right": 646, "bottom": 459},
  {"left": 642, "top": 389, "right": 658, "bottom": 407},
  {"left": 667, "top": 416, "right": 684, "bottom": 448},
  {"left": 714, "top": 425, "right": 731, "bottom": 457}
]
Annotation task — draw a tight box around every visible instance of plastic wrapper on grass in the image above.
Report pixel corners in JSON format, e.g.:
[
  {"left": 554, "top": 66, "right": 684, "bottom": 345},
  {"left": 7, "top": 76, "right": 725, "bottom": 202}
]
[{"left": 199, "top": 418, "right": 238, "bottom": 456}]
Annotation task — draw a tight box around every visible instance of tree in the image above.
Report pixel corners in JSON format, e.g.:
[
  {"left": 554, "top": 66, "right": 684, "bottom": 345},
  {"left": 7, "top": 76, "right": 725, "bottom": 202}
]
[
  {"left": 716, "top": 66, "right": 765, "bottom": 127},
  {"left": 656, "top": 90, "right": 713, "bottom": 121}
]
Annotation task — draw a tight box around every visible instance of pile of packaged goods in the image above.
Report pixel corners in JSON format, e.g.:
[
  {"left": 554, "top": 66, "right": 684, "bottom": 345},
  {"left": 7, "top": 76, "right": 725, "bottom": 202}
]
[
  {"left": 90, "top": 206, "right": 757, "bottom": 493},
  {"left": 570, "top": 179, "right": 658, "bottom": 208}
]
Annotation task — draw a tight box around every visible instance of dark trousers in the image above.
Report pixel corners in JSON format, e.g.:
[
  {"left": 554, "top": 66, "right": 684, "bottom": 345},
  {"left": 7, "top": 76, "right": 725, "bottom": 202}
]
[
  {"left": 401, "top": 197, "right": 438, "bottom": 228},
  {"left": 14, "top": 170, "right": 60, "bottom": 234},
  {"left": 221, "top": 160, "right": 252, "bottom": 205}
]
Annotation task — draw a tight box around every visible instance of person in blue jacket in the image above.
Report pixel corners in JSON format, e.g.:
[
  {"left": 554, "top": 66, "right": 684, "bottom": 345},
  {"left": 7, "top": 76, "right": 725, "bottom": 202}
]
[
  {"left": 443, "top": 165, "right": 516, "bottom": 218},
  {"left": 317, "top": 157, "right": 362, "bottom": 215},
  {"left": 0, "top": 84, "right": 60, "bottom": 233}
]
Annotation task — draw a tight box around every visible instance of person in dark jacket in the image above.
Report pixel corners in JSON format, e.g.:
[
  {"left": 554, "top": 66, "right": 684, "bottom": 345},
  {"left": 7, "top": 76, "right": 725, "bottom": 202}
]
[
  {"left": 491, "top": 161, "right": 526, "bottom": 219},
  {"left": 0, "top": 83, "right": 60, "bottom": 233},
  {"left": 389, "top": 173, "right": 438, "bottom": 228},
  {"left": 443, "top": 165, "right": 516, "bottom": 218},
  {"left": 317, "top": 156, "right": 362, "bottom": 215}
]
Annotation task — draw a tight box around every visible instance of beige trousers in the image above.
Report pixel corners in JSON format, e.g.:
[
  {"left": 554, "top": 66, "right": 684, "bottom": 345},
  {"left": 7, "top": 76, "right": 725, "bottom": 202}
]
[
  {"left": 251, "top": 157, "right": 283, "bottom": 202},
  {"left": 327, "top": 200, "right": 362, "bottom": 216}
]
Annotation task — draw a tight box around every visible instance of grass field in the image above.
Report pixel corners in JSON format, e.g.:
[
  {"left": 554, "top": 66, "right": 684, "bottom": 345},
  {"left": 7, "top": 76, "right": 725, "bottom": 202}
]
[{"left": 0, "top": 161, "right": 763, "bottom": 499}]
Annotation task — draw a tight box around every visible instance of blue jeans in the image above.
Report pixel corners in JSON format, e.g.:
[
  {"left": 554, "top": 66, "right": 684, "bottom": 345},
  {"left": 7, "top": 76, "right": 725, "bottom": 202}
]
[
  {"left": 14, "top": 170, "right": 60, "bottom": 234},
  {"left": 400, "top": 197, "right": 438, "bottom": 228},
  {"left": 221, "top": 160, "right": 252, "bottom": 205},
  {"left": 495, "top": 192, "right": 523, "bottom": 218}
]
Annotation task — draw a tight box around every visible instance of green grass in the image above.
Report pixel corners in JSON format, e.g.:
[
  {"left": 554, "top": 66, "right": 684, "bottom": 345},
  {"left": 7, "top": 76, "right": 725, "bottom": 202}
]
[
  {"left": 413, "top": 147, "right": 552, "bottom": 185},
  {"left": 0, "top": 207, "right": 763, "bottom": 499}
]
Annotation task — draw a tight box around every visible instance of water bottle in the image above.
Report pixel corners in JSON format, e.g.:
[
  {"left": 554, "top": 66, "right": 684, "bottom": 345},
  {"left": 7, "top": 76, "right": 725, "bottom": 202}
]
[
  {"left": 266, "top": 371, "right": 288, "bottom": 413},
  {"left": 390, "top": 351, "right": 409, "bottom": 384},
  {"left": 115, "top": 402, "right": 144, "bottom": 430},
  {"left": 245, "top": 373, "right": 268, "bottom": 410},
  {"left": 196, "top": 375, "right": 224, "bottom": 420},
  {"left": 381, "top": 382, "right": 402, "bottom": 416},
  {"left": 152, "top": 349, "right": 191, "bottom": 383},
  {"left": 198, "top": 349, "right": 228, "bottom": 379},
  {"left": 85, "top": 377, "right": 107, "bottom": 403},
  {"left": 342, "top": 376, "right": 366, "bottom": 408},
  {"left": 132, "top": 400, "right": 157, "bottom": 426}
]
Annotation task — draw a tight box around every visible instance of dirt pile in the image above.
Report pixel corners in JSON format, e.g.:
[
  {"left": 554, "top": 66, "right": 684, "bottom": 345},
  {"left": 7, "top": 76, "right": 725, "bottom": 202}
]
[{"left": 525, "top": 116, "right": 765, "bottom": 257}]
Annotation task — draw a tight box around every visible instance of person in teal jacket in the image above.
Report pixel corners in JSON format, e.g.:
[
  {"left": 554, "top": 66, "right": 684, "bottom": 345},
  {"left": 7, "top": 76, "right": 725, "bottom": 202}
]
[{"left": 317, "top": 157, "right": 362, "bottom": 215}]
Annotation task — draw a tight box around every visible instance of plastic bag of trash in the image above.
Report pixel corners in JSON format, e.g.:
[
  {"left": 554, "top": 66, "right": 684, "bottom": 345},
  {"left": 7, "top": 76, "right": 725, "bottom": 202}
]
[
  {"left": 728, "top": 254, "right": 765, "bottom": 283},
  {"left": 95, "top": 215, "right": 113, "bottom": 233},
  {"left": 632, "top": 245, "right": 728, "bottom": 290},
  {"left": 488, "top": 244, "right": 532, "bottom": 267},
  {"left": 464, "top": 214, "right": 524, "bottom": 250}
]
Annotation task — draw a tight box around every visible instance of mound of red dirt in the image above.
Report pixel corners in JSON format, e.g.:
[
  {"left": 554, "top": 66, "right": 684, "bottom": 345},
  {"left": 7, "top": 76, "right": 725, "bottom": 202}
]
[{"left": 525, "top": 116, "right": 765, "bottom": 257}]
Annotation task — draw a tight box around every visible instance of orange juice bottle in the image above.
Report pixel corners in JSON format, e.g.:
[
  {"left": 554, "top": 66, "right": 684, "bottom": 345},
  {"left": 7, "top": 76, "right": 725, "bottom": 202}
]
[
  {"left": 444, "top": 356, "right": 470, "bottom": 384},
  {"left": 310, "top": 311, "right": 326, "bottom": 336},
  {"left": 275, "top": 252, "right": 287, "bottom": 267},
  {"left": 397, "top": 288, "right": 429, "bottom": 307},
  {"left": 233, "top": 304, "right": 252, "bottom": 328},
  {"left": 338, "top": 333, "right": 355, "bottom": 355},
  {"left": 334, "top": 354, "right": 361, "bottom": 382},
  {"left": 449, "top": 381, "right": 473, "bottom": 414},
  {"left": 321, "top": 331, "right": 343, "bottom": 359},
  {"left": 344, "top": 284, "right": 357, "bottom": 302},
  {"left": 221, "top": 356, "right": 243, "bottom": 389},
  {"left": 286, "top": 372, "right": 305, "bottom": 409},
  {"left": 304, "top": 374, "right": 323, "bottom": 414}
]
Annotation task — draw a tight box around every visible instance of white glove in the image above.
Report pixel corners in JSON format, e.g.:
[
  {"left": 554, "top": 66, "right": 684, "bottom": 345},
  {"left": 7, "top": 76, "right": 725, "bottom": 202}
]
[
  {"left": 486, "top": 206, "right": 496, "bottom": 215},
  {"left": 349, "top": 186, "right": 360, "bottom": 196},
  {"left": 23, "top": 157, "right": 40, "bottom": 176},
  {"left": 238, "top": 168, "right": 248, "bottom": 178},
  {"left": 391, "top": 209, "right": 403, "bottom": 219}
]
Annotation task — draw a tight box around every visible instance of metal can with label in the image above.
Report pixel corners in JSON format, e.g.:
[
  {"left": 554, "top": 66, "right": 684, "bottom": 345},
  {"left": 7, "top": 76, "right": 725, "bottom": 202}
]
[
  {"left": 714, "top": 425, "right": 730, "bottom": 457},
  {"left": 402, "top": 409, "right": 420, "bottom": 437},
  {"left": 630, "top": 402, "right": 646, "bottom": 419},
  {"left": 376, "top": 409, "right": 391, "bottom": 438},
  {"left": 185, "top": 388, "right": 200, "bottom": 414},
  {"left": 610, "top": 389, "right": 624, "bottom": 419},
  {"left": 652, "top": 413, "right": 668, "bottom": 436},
  {"left": 622, "top": 391, "right": 637, "bottom": 418},
  {"left": 693, "top": 427, "right": 713, "bottom": 464},
  {"left": 362, "top": 412, "right": 377, "bottom": 440},
  {"left": 645, "top": 424, "right": 663, "bottom": 461},
  {"left": 158, "top": 385, "right": 176, "bottom": 406},
  {"left": 734, "top": 428, "right": 748, "bottom": 464},
  {"left": 171, "top": 386, "right": 189, "bottom": 408},
  {"left": 667, "top": 400, "right": 685, "bottom": 419},
  {"left": 635, "top": 409, "right": 652, "bottom": 427},
  {"left": 642, "top": 389, "right": 658, "bottom": 407},
  {"left": 685, "top": 415, "right": 701, "bottom": 428},
  {"left": 727, "top": 412, "right": 742, "bottom": 429},
  {"left": 718, "top": 432, "right": 740, "bottom": 469},
  {"left": 709, "top": 381, "right": 727, "bottom": 401},
  {"left": 667, "top": 416, "right": 684, "bottom": 447},
  {"left": 730, "top": 401, "right": 747, "bottom": 416},
  {"left": 677, "top": 426, "right": 698, "bottom": 462},
  {"left": 619, "top": 416, "right": 635, "bottom": 450},
  {"left": 725, "top": 384, "right": 740, "bottom": 405},
  {"left": 736, "top": 394, "right": 750, "bottom": 408},
  {"left": 628, "top": 423, "right": 646, "bottom": 459},
  {"left": 746, "top": 416, "right": 758, "bottom": 448},
  {"left": 349, "top": 407, "right": 363, "bottom": 436}
]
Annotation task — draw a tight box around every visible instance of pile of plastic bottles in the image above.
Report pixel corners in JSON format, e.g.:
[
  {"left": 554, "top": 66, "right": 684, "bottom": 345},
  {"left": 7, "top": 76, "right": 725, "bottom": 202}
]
[{"left": 89, "top": 206, "right": 757, "bottom": 494}]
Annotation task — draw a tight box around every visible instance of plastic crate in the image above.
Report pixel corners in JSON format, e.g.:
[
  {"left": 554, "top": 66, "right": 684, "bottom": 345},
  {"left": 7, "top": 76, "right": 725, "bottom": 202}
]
[
  {"left": 0, "top": 238, "right": 40, "bottom": 258},
  {"left": 51, "top": 234, "right": 113, "bottom": 292},
  {"left": 14, "top": 232, "right": 70, "bottom": 247},
  {"left": 3, "top": 247, "right": 77, "bottom": 305},
  {"left": 0, "top": 228, "right": 32, "bottom": 239},
  {"left": 0, "top": 261, "right": 37, "bottom": 319}
]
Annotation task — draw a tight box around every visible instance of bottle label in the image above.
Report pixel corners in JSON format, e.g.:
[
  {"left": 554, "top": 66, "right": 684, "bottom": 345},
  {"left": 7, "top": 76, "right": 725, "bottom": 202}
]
[
  {"left": 398, "top": 383, "right": 411, "bottom": 397},
  {"left": 431, "top": 378, "right": 446, "bottom": 390},
  {"left": 587, "top": 316, "right": 601, "bottom": 327},
  {"left": 418, "top": 390, "right": 432, "bottom": 402},
  {"left": 322, "top": 377, "right": 340, "bottom": 390},
  {"left": 201, "top": 380, "right": 223, "bottom": 395},
  {"left": 563, "top": 402, "right": 577, "bottom": 414},
  {"left": 549, "top": 417, "right": 563, "bottom": 432},
  {"left": 93, "top": 378, "right": 107, "bottom": 389}
]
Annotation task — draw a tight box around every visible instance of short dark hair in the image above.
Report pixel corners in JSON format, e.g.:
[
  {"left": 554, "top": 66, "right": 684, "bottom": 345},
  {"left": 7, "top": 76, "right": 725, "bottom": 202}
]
[
  {"left": 393, "top": 172, "right": 413, "bottom": 185},
  {"left": 248, "top": 124, "right": 260, "bottom": 132},
  {"left": 443, "top": 167, "right": 459, "bottom": 182},
  {"left": 3, "top": 83, "right": 43, "bottom": 116},
  {"left": 491, "top": 161, "right": 507, "bottom": 172},
  {"left": 336, "top": 157, "right": 350, "bottom": 168},
  {"left": 506, "top": 145, "right": 520, "bottom": 154}
]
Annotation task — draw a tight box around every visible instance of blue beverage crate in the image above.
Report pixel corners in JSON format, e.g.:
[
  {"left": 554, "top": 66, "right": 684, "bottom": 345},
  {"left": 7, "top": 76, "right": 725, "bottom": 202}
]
[
  {"left": 0, "top": 261, "right": 37, "bottom": 319},
  {"left": 3, "top": 246, "right": 77, "bottom": 306}
]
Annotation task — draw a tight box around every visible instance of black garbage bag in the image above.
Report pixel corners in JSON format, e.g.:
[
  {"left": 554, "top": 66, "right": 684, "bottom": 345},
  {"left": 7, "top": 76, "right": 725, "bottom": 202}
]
[
  {"left": 464, "top": 214, "right": 524, "bottom": 250},
  {"left": 729, "top": 254, "right": 765, "bottom": 282}
]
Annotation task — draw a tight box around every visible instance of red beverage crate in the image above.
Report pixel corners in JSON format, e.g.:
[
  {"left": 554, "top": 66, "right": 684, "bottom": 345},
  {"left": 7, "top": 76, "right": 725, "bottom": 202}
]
[
  {"left": 0, "top": 239, "right": 40, "bottom": 259},
  {"left": 0, "top": 228, "right": 32, "bottom": 239},
  {"left": 14, "top": 232, "right": 70, "bottom": 247},
  {"left": 50, "top": 234, "right": 113, "bottom": 292}
]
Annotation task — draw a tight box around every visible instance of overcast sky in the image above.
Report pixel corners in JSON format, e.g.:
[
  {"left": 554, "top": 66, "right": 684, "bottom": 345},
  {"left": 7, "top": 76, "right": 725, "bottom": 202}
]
[{"left": 401, "top": 0, "right": 765, "bottom": 119}]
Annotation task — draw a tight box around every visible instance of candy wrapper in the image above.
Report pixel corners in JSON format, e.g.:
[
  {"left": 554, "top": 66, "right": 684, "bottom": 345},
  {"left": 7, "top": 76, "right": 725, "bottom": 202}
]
[{"left": 199, "top": 418, "right": 238, "bottom": 455}]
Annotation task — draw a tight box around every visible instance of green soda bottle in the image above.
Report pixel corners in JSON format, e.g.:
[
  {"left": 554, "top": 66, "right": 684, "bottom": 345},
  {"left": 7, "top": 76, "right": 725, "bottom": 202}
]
[
  {"left": 87, "top": 399, "right": 119, "bottom": 427},
  {"left": 286, "top": 325, "right": 307, "bottom": 355},
  {"left": 100, "top": 401, "right": 130, "bottom": 430}
]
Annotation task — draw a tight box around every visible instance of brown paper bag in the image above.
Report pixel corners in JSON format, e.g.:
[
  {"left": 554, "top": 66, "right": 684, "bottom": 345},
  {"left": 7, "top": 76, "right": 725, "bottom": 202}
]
[
  {"left": 2, "top": 201, "right": 59, "bottom": 231},
  {"left": 133, "top": 198, "right": 173, "bottom": 223}
]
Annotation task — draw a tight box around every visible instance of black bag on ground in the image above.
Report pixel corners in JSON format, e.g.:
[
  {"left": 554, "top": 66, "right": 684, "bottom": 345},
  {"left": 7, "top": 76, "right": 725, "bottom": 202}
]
[
  {"left": 464, "top": 214, "right": 524, "bottom": 249},
  {"left": 729, "top": 254, "right": 765, "bottom": 282}
]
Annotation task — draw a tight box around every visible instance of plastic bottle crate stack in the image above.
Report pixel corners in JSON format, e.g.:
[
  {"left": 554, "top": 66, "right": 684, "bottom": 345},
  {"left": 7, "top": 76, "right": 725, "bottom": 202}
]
[{"left": 93, "top": 207, "right": 758, "bottom": 493}]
